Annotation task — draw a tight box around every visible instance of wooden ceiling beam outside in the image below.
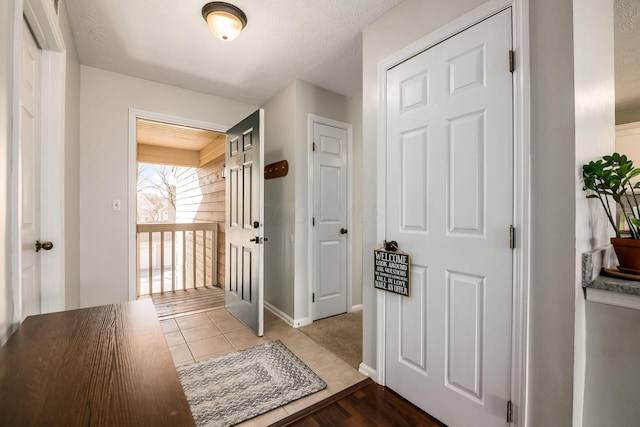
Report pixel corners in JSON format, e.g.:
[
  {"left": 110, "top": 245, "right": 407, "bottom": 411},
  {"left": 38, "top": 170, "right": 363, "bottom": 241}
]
[
  {"left": 136, "top": 119, "right": 226, "bottom": 168},
  {"left": 137, "top": 144, "right": 200, "bottom": 167},
  {"left": 199, "top": 135, "right": 226, "bottom": 167}
]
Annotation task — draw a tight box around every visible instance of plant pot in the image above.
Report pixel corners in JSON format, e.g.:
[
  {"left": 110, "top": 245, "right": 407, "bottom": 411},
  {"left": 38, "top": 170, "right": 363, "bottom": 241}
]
[{"left": 611, "top": 238, "right": 640, "bottom": 274}]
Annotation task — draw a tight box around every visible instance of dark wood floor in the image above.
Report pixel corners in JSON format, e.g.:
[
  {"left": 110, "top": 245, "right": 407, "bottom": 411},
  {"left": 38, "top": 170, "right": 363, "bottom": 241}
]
[
  {"left": 148, "top": 285, "right": 225, "bottom": 318},
  {"left": 272, "top": 379, "right": 446, "bottom": 427}
]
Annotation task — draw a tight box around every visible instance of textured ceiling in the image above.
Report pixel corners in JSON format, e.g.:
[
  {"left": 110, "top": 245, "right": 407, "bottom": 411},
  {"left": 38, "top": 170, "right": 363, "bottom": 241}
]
[
  {"left": 615, "top": 0, "right": 640, "bottom": 112},
  {"left": 64, "top": 0, "right": 402, "bottom": 105}
]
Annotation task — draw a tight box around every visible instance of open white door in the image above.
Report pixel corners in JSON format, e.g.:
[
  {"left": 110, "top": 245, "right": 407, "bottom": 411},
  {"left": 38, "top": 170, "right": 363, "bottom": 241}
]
[
  {"left": 18, "top": 19, "right": 43, "bottom": 321},
  {"left": 225, "top": 109, "right": 265, "bottom": 336}
]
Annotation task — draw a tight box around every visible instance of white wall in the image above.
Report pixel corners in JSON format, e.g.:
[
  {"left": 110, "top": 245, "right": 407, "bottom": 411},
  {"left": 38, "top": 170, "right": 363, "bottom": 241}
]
[
  {"left": 293, "top": 80, "right": 353, "bottom": 323},
  {"left": 347, "top": 94, "right": 363, "bottom": 308},
  {"left": 60, "top": 2, "right": 81, "bottom": 310},
  {"left": 263, "top": 81, "right": 297, "bottom": 319},
  {"left": 616, "top": 121, "right": 640, "bottom": 165},
  {"left": 519, "top": 0, "right": 578, "bottom": 424},
  {"left": 363, "top": 0, "right": 591, "bottom": 424},
  {"left": 0, "top": 0, "right": 15, "bottom": 345},
  {"left": 575, "top": 5, "right": 640, "bottom": 424},
  {"left": 583, "top": 302, "right": 640, "bottom": 426},
  {"left": 79, "top": 66, "right": 257, "bottom": 307},
  {"left": 0, "top": 0, "right": 82, "bottom": 342},
  {"left": 262, "top": 80, "right": 362, "bottom": 324},
  {"left": 572, "top": 0, "right": 616, "bottom": 424}
]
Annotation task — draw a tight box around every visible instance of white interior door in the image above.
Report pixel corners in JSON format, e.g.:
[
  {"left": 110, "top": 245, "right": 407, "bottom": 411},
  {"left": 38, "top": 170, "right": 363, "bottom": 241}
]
[
  {"left": 312, "top": 121, "right": 348, "bottom": 320},
  {"left": 384, "top": 10, "right": 513, "bottom": 426},
  {"left": 19, "top": 19, "right": 42, "bottom": 321},
  {"left": 225, "top": 109, "right": 265, "bottom": 336}
]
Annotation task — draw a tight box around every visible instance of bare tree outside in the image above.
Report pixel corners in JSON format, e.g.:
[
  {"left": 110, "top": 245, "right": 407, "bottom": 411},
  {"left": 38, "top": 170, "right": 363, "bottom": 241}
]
[{"left": 137, "top": 163, "right": 177, "bottom": 223}]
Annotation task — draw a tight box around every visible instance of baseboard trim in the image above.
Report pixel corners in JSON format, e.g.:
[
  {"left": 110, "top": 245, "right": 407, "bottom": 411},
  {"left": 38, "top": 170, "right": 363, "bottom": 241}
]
[
  {"left": 264, "top": 302, "right": 313, "bottom": 328},
  {"left": 269, "top": 378, "right": 374, "bottom": 427},
  {"left": 292, "top": 317, "right": 312, "bottom": 328},
  {"left": 264, "top": 301, "right": 294, "bottom": 326},
  {"left": 358, "top": 363, "right": 377, "bottom": 381},
  {"left": 349, "top": 304, "right": 363, "bottom": 313}
]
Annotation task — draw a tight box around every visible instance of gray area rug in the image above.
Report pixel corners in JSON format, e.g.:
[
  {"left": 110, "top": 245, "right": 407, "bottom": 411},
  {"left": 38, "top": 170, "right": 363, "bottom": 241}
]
[{"left": 177, "top": 340, "right": 326, "bottom": 427}]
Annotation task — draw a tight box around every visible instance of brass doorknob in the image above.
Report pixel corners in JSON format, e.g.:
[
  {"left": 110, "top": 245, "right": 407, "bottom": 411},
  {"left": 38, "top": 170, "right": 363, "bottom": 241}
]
[
  {"left": 340, "top": 228, "right": 348, "bottom": 235},
  {"left": 35, "top": 240, "right": 54, "bottom": 252}
]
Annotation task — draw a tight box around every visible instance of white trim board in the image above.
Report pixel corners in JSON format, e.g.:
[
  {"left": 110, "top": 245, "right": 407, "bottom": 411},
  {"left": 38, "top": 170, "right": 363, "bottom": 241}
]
[
  {"left": 126, "top": 109, "right": 229, "bottom": 301},
  {"left": 375, "top": 1, "right": 531, "bottom": 426},
  {"left": 306, "top": 114, "right": 354, "bottom": 323},
  {"left": 23, "top": 0, "right": 65, "bottom": 52},
  {"left": 358, "top": 363, "right": 376, "bottom": 380},
  {"left": 264, "top": 301, "right": 294, "bottom": 326},
  {"left": 586, "top": 288, "right": 640, "bottom": 311}
]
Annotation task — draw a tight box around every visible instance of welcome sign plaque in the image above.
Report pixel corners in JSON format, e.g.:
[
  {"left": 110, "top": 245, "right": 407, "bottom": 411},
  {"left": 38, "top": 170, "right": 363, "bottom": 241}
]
[{"left": 374, "top": 249, "right": 410, "bottom": 296}]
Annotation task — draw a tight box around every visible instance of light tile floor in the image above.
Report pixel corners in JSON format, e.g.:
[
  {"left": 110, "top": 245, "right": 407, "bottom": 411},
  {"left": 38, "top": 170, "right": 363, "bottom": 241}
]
[{"left": 161, "top": 308, "right": 365, "bottom": 426}]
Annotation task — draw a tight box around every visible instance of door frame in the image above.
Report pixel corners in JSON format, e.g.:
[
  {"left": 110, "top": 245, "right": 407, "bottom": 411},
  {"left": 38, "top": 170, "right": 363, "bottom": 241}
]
[
  {"left": 126, "top": 109, "right": 229, "bottom": 301},
  {"left": 11, "top": 0, "right": 66, "bottom": 323},
  {"left": 375, "top": 0, "right": 531, "bottom": 426},
  {"left": 307, "top": 114, "right": 354, "bottom": 321}
]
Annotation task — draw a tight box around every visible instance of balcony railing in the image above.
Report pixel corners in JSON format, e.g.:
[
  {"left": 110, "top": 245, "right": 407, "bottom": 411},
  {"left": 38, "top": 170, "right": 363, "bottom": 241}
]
[{"left": 136, "top": 222, "right": 218, "bottom": 296}]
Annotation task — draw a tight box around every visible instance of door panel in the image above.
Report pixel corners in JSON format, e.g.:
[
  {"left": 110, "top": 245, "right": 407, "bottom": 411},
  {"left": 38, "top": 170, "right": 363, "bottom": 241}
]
[
  {"left": 313, "top": 122, "right": 348, "bottom": 320},
  {"left": 398, "top": 266, "right": 428, "bottom": 372},
  {"left": 318, "top": 240, "right": 341, "bottom": 297},
  {"left": 448, "top": 111, "right": 485, "bottom": 235},
  {"left": 446, "top": 271, "right": 484, "bottom": 401},
  {"left": 400, "top": 127, "right": 429, "bottom": 232},
  {"left": 385, "top": 9, "right": 513, "bottom": 426},
  {"left": 243, "top": 164, "right": 253, "bottom": 229},
  {"left": 225, "top": 110, "right": 264, "bottom": 336},
  {"left": 319, "top": 166, "right": 341, "bottom": 221},
  {"left": 20, "top": 20, "right": 41, "bottom": 320},
  {"left": 229, "top": 166, "right": 240, "bottom": 227}
]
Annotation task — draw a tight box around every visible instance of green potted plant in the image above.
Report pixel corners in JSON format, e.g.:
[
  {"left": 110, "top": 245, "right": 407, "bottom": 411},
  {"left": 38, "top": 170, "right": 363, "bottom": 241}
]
[{"left": 583, "top": 152, "right": 640, "bottom": 273}]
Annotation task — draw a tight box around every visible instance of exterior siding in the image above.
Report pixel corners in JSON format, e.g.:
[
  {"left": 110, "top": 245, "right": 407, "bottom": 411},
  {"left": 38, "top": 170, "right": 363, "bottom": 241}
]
[{"left": 175, "top": 158, "right": 225, "bottom": 287}]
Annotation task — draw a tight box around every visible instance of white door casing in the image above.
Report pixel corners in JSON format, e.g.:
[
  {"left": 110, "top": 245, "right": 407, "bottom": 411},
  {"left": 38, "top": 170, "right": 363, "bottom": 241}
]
[
  {"left": 384, "top": 9, "right": 513, "bottom": 427},
  {"left": 225, "top": 109, "right": 265, "bottom": 336},
  {"left": 312, "top": 121, "right": 349, "bottom": 320},
  {"left": 19, "top": 20, "right": 42, "bottom": 321},
  {"left": 126, "top": 110, "right": 229, "bottom": 302}
]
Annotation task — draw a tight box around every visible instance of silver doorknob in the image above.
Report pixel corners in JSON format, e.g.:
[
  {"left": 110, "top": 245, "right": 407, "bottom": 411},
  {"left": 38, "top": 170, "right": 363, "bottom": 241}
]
[
  {"left": 340, "top": 228, "right": 348, "bottom": 234},
  {"left": 35, "top": 240, "right": 54, "bottom": 252}
]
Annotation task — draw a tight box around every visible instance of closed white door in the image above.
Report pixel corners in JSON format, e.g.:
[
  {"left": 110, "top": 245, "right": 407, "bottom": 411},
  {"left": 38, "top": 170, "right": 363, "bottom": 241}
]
[
  {"left": 385, "top": 9, "right": 513, "bottom": 426},
  {"left": 225, "top": 109, "right": 265, "bottom": 336},
  {"left": 312, "top": 122, "right": 348, "bottom": 320},
  {"left": 19, "top": 20, "right": 42, "bottom": 321}
]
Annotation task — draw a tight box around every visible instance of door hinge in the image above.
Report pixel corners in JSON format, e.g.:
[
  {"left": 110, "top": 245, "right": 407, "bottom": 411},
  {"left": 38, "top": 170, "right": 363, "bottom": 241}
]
[
  {"left": 509, "top": 50, "right": 515, "bottom": 73},
  {"left": 312, "top": 217, "right": 315, "bottom": 226},
  {"left": 509, "top": 225, "right": 516, "bottom": 249},
  {"left": 312, "top": 142, "right": 317, "bottom": 152},
  {"left": 507, "top": 400, "right": 513, "bottom": 423},
  {"left": 312, "top": 293, "right": 315, "bottom": 303}
]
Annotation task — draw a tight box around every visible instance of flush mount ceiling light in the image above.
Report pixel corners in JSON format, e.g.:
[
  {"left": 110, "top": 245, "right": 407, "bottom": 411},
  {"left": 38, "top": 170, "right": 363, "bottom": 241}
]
[{"left": 202, "top": 2, "right": 247, "bottom": 41}]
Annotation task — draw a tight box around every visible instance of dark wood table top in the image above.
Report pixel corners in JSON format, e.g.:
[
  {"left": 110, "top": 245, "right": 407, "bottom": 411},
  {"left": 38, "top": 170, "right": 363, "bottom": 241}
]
[{"left": 0, "top": 300, "right": 195, "bottom": 426}]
